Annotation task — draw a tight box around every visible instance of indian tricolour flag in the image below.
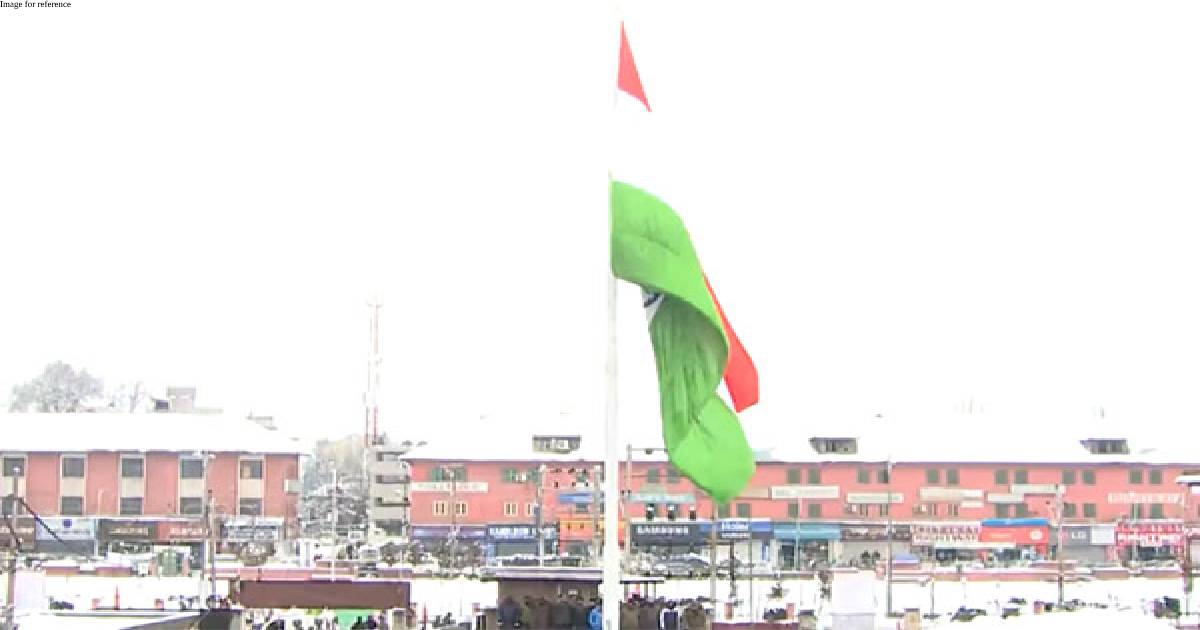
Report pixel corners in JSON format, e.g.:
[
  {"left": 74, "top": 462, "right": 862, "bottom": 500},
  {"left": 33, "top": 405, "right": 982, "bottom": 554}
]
[{"left": 609, "top": 24, "right": 760, "bottom": 505}]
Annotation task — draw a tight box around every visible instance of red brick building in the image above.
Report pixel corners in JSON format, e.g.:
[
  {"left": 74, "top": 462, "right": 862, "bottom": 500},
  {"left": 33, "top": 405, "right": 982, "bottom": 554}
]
[{"left": 0, "top": 412, "right": 303, "bottom": 561}]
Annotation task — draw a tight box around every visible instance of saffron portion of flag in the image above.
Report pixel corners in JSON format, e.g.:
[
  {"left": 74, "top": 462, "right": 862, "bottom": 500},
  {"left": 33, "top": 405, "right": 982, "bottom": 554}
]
[{"left": 609, "top": 24, "right": 759, "bottom": 504}]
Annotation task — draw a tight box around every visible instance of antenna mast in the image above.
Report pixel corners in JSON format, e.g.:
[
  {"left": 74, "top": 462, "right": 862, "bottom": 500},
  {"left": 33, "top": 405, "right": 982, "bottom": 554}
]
[{"left": 365, "top": 297, "right": 382, "bottom": 446}]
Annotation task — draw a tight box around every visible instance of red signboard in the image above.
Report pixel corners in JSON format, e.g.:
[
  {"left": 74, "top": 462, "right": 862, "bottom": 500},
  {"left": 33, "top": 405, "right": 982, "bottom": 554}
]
[
  {"left": 157, "top": 520, "right": 208, "bottom": 541},
  {"left": 1116, "top": 522, "right": 1183, "bottom": 547},
  {"left": 978, "top": 526, "right": 1049, "bottom": 546}
]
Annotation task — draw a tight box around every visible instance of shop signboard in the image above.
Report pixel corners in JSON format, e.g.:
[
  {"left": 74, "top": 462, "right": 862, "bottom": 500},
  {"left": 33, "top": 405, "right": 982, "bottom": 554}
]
[
  {"left": 772, "top": 523, "right": 841, "bottom": 541},
  {"left": 845, "top": 492, "right": 903, "bottom": 505},
  {"left": 631, "top": 522, "right": 702, "bottom": 545},
  {"left": 411, "top": 524, "right": 487, "bottom": 540},
  {"left": 919, "top": 488, "right": 984, "bottom": 502},
  {"left": 770, "top": 485, "right": 839, "bottom": 500},
  {"left": 100, "top": 520, "right": 156, "bottom": 541},
  {"left": 699, "top": 518, "right": 773, "bottom": 541},
  {"left": 841, "top": 524, "right": 912, "bottom": 542},
  {"left": 1010, "top": 484, "right": 1060, "bottom": 496},
  {"left": 410, "top": 482, "right": 489, "bottom": 493},
  {"left": 36, "top": 517, "right": 95, "bottom": 541},
  {"left": 1090, "top": 524, "right": 1117, "bottom": 546},
  {"left": 157, "top": 520, "right": 208, "bottom": 542},
  {"left": 1107, "top": 492, "right": 1183, "bottom": 505},
  {"left": 1115, "top": 522, "right": 1183, "bottom": 547},
  {"left": 1058, "top": 525, "right": 1093, "bottom": 547},
  {"left": 627, "top": 493, "right": 694, "bottom": 504},
  {"left": 979, "top": 525, "right": 1049, "bottom": 546},
  {"left": 986, "top": 493, "right": 1024, "bottom": 504},
  {"left": 486, "top": 524, "right": 558, "bottom": 542},
  {"left": 222, "top": 517, "right": 283, "bottom": 543},
  {"left": 911, "top": 522, "right": 979, "bottom": 546}
]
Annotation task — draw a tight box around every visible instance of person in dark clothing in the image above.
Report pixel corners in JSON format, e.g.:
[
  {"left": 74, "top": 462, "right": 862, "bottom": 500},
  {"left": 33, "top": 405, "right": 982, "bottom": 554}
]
[
  {"left": 570, "top": 596, "right": 589, "bottom": 630},
  {"left": 637, "top": 601, "right": 657, "bottom": 630},
  {"left": 659, "top": 602, "right": 680, "bottom": 630},
  {"left": 620, "top": 601, "right": 639, "bottom": 630},
  {"left": 351, "top": 618, "right": 367, "bottom": 630},
  {"left": 365, "top": 615, "right": 379, "bottom": 629},
  {"left": 550, "top": 596, "right": 574, "bottom": 629},
  {"left": 498, "top": 596, "right": 522, "bottom": 629}
]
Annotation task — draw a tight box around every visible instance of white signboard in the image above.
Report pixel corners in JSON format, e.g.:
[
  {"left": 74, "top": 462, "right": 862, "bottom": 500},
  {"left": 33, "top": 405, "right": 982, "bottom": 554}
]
[
  {"left": 919, "top": 487, "right": 983, "bottom": 501},
  {"left": 845, "top": 492, "right": 903, "bottom": 505},
  {"left": 961, "top": 500, "right": 984, "bottom": 509},
  {"left": 986, "top": 493, "right": 1024, "bottom": 504},
  {"left": 770, "top": 485, "right": 840, "bottom": 500},
  {"left": 1090, "top": 524, "right": 1116, "bottom": 546},
  {"left": 1107, "top": 492, "right": 1182, "bottom": 505},
  {"left": 410, "top": 481, "right": 489, "bottom": 493},
  {"left": 1011, "top": 484, "right": 1059, "bottom": 496}
]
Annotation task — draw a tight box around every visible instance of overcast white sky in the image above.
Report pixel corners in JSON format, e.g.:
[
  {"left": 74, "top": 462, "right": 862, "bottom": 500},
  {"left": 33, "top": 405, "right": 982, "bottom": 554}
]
[{"left": 2, "top": 1, "right": 1200, "bottom": 451}]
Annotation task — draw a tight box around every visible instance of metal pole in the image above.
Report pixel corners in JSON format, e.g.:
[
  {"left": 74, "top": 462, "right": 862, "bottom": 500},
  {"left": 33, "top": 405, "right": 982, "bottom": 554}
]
[
  {"left": 793, "top": 498, "right": 801, "bottom": 571},
  {"left": 601, "top": 271, "right": 622, "bottom": 630},
  {"left": 449, "top": 467, "right": 459, "bottom": 571},
  {"left": 709, "top": 502, "right": 718, "bottom": 608},
  {"left": 885, "top": 458, "right": 894, "bottom": 617},
  {"left": 1055, "top": 484, "right": 1065, "bottom": 608},
  {"left": 535, "top": 464, "right": 545, "bottom": 567},
  {"left": 624, "top": 445, "right": 633, "bottom": 567},
  {"left": 207, "top": 488, "right": 217, "bottom": 604},
  {"left": 4, "top": 473, "right": 18, "bottom": 630}
]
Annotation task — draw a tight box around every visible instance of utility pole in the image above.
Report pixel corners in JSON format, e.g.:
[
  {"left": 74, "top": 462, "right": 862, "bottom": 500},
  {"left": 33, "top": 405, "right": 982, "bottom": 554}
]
[
  {"left": 4, "top": 469, "right": 20, "bottom": 630},
  {"left": 624, "top": 445, "right": 633, "bottom": 568},
  {"left": 885, "top": 456, "right": 895, "bottom": 617},
  {"left": 205, "top": 488, "right": 217, "bottom": 605},
  {"left": 448, "top": 466, "right": 459, "bottom": 572},
  {"left": 793, "top": 497, "right": 802, "bottom": 571},
  {"left": 535, "top": 464, "right": 546, "bottom": 567},
  {"left": 591, "top": 465, "right": 602, "bottom": 564},
  {"left": 1055, "top": 484, "right": 1065, "bottom": 608},
  {"left": 709, "top": 501, "right": 719, "bottom": 608}
]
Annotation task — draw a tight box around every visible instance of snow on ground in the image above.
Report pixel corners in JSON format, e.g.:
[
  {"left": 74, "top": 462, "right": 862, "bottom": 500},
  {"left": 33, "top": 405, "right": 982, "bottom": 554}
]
[{"left": 24, "top": 574, "right": 1192, "bottom": 628}]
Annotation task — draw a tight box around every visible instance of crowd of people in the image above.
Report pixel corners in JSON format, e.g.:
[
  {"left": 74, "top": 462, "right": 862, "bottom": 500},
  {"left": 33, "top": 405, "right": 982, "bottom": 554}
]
[{"left": 496, "top": 594, "right": 709, "bottom": 630}]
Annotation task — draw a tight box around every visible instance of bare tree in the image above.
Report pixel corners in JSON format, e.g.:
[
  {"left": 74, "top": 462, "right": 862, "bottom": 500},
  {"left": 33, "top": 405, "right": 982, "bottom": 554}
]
[{"left": 9, "top": 361, "right": 104, "bottom": 412}]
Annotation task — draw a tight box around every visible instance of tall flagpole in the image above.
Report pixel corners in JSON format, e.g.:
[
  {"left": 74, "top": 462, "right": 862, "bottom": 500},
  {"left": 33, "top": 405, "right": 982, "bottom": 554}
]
[{"left": 602, "top": 266, "right": 622, "bottom": 630}]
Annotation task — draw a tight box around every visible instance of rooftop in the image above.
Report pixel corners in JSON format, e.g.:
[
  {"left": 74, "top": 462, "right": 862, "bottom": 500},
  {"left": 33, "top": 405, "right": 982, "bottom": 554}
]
[{"left": 0, "top": 412, "right": 304, "bottom": 455}]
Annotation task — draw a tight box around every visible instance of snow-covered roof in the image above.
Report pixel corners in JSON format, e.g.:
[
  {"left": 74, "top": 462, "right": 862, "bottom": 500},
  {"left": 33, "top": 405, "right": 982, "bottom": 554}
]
[
  {"left": 403, "top": 410, "right": 1200, "bottom": 466},
  {"left": 0, "top": 412, "right": 304, "bottom": 455}
]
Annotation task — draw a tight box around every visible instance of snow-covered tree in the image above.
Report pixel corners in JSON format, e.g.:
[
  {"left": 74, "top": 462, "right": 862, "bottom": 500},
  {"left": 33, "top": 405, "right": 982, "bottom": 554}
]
[{"left": 8, "top": 361, "right": 104, "bottom": 412}]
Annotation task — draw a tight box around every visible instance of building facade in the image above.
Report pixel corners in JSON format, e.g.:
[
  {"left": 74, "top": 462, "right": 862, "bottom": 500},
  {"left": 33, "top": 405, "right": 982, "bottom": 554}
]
[
  {"left": 402, "top": 432, "right": 1200, "bottom": 568},
  {"left": 0, "top": 412, "right": 303, "bottom": 565}
]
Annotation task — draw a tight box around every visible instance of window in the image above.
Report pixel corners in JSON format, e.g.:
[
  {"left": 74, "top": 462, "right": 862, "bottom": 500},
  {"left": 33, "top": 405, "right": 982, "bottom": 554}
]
[
  {"left": 454, "top": 501, "right": 467, "bottom": 516},
  {"left": 1149, "top": 470, "right": 1163, "bottom": 485},
  {"left": 879, "top": 504, "right": 890, "bottom": 517},
  {"left": 239, "top": 460, "right": 264, "bottom": 480},
  {"left": 1082, "top": 439, "right": 1129, "bottom": 455},
  {"left": 119, "top": 497, "right": 143, "bottom": 516},
  {"left": 575, "top": 470, "right": 589, "bottom": 484},
  {"left": 857, "top": 468, "right": 870, "bottom": 484},
  {"left": 1129, "top": 470, "right": 1143, "bottom": 484},
  {"left": 502, "top": 468, "right": 519, "bottom": 483},
  {"left": 807, "top": 468, "right": 821, "bottom": 484},
  {"left": 431, "top": 466, "right": 466, "bottom": 482},
  {"left": 735, "top": 503, "right": 751, "bottom": 518},
  {"left": 787, "top": 502, "right": 800, "bottom": 519},
  {"left": 1015, "top": 504, "right": 1031, "bottom": 517},
  {"left": 179, "top": 458, "right": 205, "bottom": 479},
  {"left": 925, "top": 469, "right": 940, "bottom": 484},
  {"left": 375, "top": 474, "right": 407, "bottom": 484},
  {"left": 994, "top": 469, "right": 1009, "bottom": 485},
  {"left": 666, "top": 467, "right": 680, "bottom": 484},
  {"left": 1150, "top": 504, "right": 1165, "bottom": 519},
  {"left": 807, "top": 503, "right": 822, "bottom": 518},
  {"left": 502, "top": 502, "right": 517, "bottom": 517},
  {"left": 645, "top": 468, "right": 660, "bottom": 484},
  {"left": 61, "top": 456, "right": 85, "bottom": 478},
  {"left": 1082, "top": 470, "right": 1096, "bottom": 485},
  {"left": 994, "top": 505, "right": 1012, "bottom": 518},
  {"left": 913, "top": 503, "right": 936, "bottom": 517},
  {"left": 877, "top": 468, "right": 890, "bottom": 484},
  {"left": 717, "top": 504, "right": 731, "bottom": 519},
  {"left": 574, "top": 503, "right": 589, "bottom": 514},
  {"left": 946, "top": 469, "right": 960, "bottom": 486},
  {"left": 2, "top": 457, "right": 24, "bottom": 477},
  {"left": 1061, "top": 470, "right": 1076, "bottom": 485},
  {"left": 1129, "top": 504, "right": 1143, "bottom": 520},
  {"left": 179, "top": 497, "right": 204, "bottom": 516},
  {"left": 1062, "top": 503, "right": 1077, "bottom": 518},
  {"left": 1083, "top": 503, "right": 1097, "bottom": 518},
  {"left": 946, "top": 504, "right": 960, "bottom": 517},
  {"left": 239, "top": 498, "right": 264, "bottom": 516},
  {"left": 59, "top": 496, "right": 83, "bottom": 516},
  {"left": 433, "top": 501, "right": 448, "bottom": 516},
  {"left": 787, "top": 468, "right": 801, "bottom": 484},
  {"left": 1014, "top": 469, "right": 1028, "bottom": 484},
  {"left": 526, "top": 503, "right": 537, "bottom": 517},
  {"left": 120, "top": 457, "right": 144, "bottom": 478},
  {"left": 810, "top": 438, "right": 857, "bottom": 454},
  {"left": 844, "top": 503, "right": 868, "bottom": 517}
]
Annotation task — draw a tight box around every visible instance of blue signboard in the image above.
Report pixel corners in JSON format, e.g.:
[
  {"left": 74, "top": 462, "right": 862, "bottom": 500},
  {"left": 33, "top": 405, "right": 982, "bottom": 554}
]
[
  {"left": 631, "top": 522, "right": 703, "bottom": 545},
  {"left": 981, "top": 518, "right": 1050, "bottom": 528},
  {"left": 772, "top": 522, "right": 842, "bottom": 541},
  {"left": 557, "top": 492, "right": 598, "bottom": 505},
  {"left": 411, "top": 524, "right": 487, "bottom": 540},
  {"left": 486, "top": 524, "right": 558, "bottom": 541},
  {"left": 698, "top": 519, "right": 773, "bottom": 541}
]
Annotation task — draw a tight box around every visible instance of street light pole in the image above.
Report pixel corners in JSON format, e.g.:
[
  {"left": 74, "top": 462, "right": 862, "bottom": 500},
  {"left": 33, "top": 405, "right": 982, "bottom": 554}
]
[
  {"left": 4, "top": 468, "right": 21, "bottom": 630},
  {"left": 1055, "top": 484, "right": 1065, "bottom": 608},
  {"left": 885, "top": 456, "right": 894, "bottom": 618}
]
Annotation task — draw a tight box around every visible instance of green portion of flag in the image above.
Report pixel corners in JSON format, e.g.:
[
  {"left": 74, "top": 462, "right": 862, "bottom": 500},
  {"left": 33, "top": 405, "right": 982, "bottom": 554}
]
[{"left": 610, "top": 179, "right": 755, "bottom": 504}]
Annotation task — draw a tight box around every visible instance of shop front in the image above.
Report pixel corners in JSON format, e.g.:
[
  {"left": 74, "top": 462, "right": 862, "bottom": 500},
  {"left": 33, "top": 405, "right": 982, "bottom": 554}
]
[
  {"left": 35, "top": 517, "right": 97, "bottom": 556},
  {"left": 486, "top": 523, "right": 557, "bottom": 560},
  {"left": 772, "top": 522, "right": 840, "bottom": 569},
  {"left": 979, "top": 518, "right": 1050, "bottom": 562},
  {"left": 408, "top": 524, "right": 487, "bottom": 565},
  {"left": 1116, "top": 521, "right": 1183, "bottom": 562},
  {"left": 99, "top": 519, "right": 157, "bottom": 554},
  {"left": 839, "top": 524, "right": 912, "bottom": 568},
  {"left": 156, "top": 520, "right": 208, "bottom": 575},
  {"left": 1056, "top": 524, "right": 1113, "bottom": 565},
  {"left": 701, "top": 518, "right": 774, "bottom": 566}
]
